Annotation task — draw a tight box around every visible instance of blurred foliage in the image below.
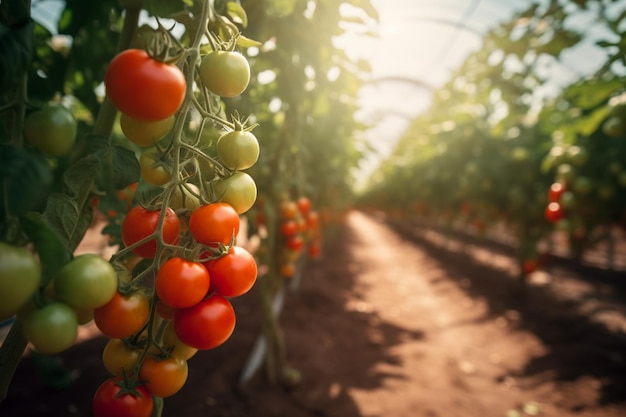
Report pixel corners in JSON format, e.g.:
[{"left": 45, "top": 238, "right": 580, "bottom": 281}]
[{"left": 360, "top": 0, "right": 626, "bottom": 259}]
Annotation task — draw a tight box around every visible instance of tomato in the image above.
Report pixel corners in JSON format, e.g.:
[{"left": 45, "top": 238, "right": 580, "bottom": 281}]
[
  {"left": 0, "top": 243, "right": 41, "bottom": 320},
  {"left": 139, "top": 149, "right": 172, "bottom": 186},
  {"left": 170, "top": 183, "right": 201, "bottom": 211},
  {"left": 174, "top": 294, "right": 235, "bottom": 350},
  {"left": 280, "top": 201, "right": 298, "bottom": 220},
  {"left": 94, "top": 291, "right": 150, "bottom": 338},
  {"left": 23, "top": 302, "right": 78, "bottom": 354},
  {"left": 23, "top": 104, "right": 77, "bottom": 156},
  {"left": 306, "top": 211, "right": 319, "bottom": 229},
  {"left": 189, "top": 203, "right": 240, "bottom": 246},
  {"left": 217, "top": 130, "right": 259, "bottom": 170},
  {"left": 139, "top": 355, "right": 188, "bottom": 398},
  {"left": 279, "top": 262, "right": 295, "bottom": 278},
  {"left": 556, "top": 163, "right": 575, "bottom": 184},
  {"left": 286, "top": 235, "right": 304, "bottom": 251},
  {"left": 213, "top": 171, "right": 257, "bottom": 214},
  {"left": 559, "top": 190, "right": 576, "bottom": 209},
  {"left": 102, "top": 338, "right": 141, "bottom": 377},
  {"left": 545, "top": 202, "right": 565, "bottom": 223},
  {"left": 162, "top": 321, "right": 198, "bottom": 360},
  {"left": 199, "top": 51, "right": 250, "bottom": 97},
  {"left": 548, "top": 182, "right": 566, "bottom": 202},
  {"left": 296, "top": 197, "right": 311, "bottom": 215},
  {"left": 92, "top": 378, "right": 153, "bottom": 417},
  {"left": 280, "top": 220, "right": 298, "bottom": 236},
  {"left": 566, "top": 146, "right": 588, "bottom": 167},
  {"left": 156, "top": 258, "right": 210, "bottom": 308},
  {"left": 203, "top": 246, "right": 257, "bottom": 297},
  {"left": 122, "top": 206, "right": 180, "bottom": 258},
  {"left": 105, "top": 49, "right": 185, "bottom": 121},
  {"left": 54, "top": 254, "right": 117, "bottom": 310},
  {"left": 120, "top": 113, "right": 174, "bottom": 147},
  {"left": 522, "top": 259, "right": 538, "bottom": 275},
  {"left": 308, "top": 242, "right": 321, "bottom": 258}
]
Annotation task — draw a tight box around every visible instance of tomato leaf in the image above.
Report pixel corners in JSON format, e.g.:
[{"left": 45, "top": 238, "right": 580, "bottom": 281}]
[
  {"left": 63, "top": 153, "right": 102, "bottom": 197},
  {"left": 42, "top": 193, "right": 94, "bottom": 251},
  {"left": 227, "top": 2, "right": 248, "bottom": 27},
  {"left": 98, "top": 145, "right": 141, "bottom": 191},
  {"left": 19, "top": 212, "right": 71, "bottom": 283}
]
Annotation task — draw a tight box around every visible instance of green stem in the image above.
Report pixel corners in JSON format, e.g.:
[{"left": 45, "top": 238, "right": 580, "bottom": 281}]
[{"left": 0, "top": 321, "right": 29, "bottom": 402}]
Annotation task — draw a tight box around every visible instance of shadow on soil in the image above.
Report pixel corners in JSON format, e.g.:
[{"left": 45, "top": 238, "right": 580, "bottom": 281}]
[{"left": 384, "top": 215, "right": 626, "bottom": 408}]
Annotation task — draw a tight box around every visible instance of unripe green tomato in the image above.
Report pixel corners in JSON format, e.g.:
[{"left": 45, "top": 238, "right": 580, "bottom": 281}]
[
  {"left": 559, "top": 191, "right": 576, "bottom": 209},
  {"left": 217, "top": 130, "right": 260, "bottom": 170},
  {"left": 556, "top": 163, "right": 576, "bottom": 184},
  {"left": 170, "top": 183, "right": 202, "bottom": 211},
  {"left": 212, "top": 171, "right": 257, "bottom": 214},
  {"left": 23, "top": 302, "right": 78, "bottom": 354},
  {"left": 53, "top": 254, "right": 118, "bottom": 310},
  {"left": 139, "top": 149, "right": 172, "bottom": 186},
  {"left": 120, "top": 113, "right": 174, "bottom": 147},
  {"left": 24, "top": 104, "right": 77, "bottom": 156},
  {"left": 572, "top": 176, "right": 593, "bottom": 195},
  {"left": 199, "top": 51, "right": 250, "bottom": 97},
  {"left": 0, "top": 243, "right": 41, "bottom": 320}
]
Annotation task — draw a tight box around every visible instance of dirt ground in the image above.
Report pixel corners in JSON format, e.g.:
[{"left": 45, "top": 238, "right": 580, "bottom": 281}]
[{"left": 2, "top": 210, "right": 626, "bottom": 417}]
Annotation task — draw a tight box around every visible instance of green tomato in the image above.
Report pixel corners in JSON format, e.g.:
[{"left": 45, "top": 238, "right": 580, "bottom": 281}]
[
  {"left": 23, "top": 302, "right": 78, "bottom": 354},
  {"left": 139, "top": 149, "right": 172, "bottom": 186},
  {"left": 556, "top": 163, "right": 575, "bottom": 184},
  {"left": 24, "top": 104, "right": 77, "bottom": 157},
  {"left": 54, "top": 254, "right": 117, "bottom": 310},
  {"left": 559, "top": 191, "right": 576, "bottom": 209},
  {"left": 217, "top": 130, "right": 260, "bottom": 170},
  {"left": 199, "top": 51, "right": 250, "bottom": 97},
  {"left": 170, "top": 183, "right": 201, "bottom": 211},
  {"left": 0, "top": 243, "right": 41, "bottom": 320},
  {"left": 212, "top": 171, "right": 257, "bottom": 214},
  {"left": 120, "top": 113, "right": 174, "bottom": 147},
  {"left": 572, "top": 176, "right": 593, "bottom": 195}
]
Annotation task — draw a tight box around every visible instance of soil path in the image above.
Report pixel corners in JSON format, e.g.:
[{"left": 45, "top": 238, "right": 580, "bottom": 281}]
[{"left": 1, "top": 210, "right": 625, "bottom": 417}]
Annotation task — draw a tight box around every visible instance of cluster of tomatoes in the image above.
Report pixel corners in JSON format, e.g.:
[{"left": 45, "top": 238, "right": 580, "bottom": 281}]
[
  {"left": 277, "top": 197, "right": 321, "bottom": 278},
  {"left": 85, "top": 40, "right": 259, "bottom": 416}
]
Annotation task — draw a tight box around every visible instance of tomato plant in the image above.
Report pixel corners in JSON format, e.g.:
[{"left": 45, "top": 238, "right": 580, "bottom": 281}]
[
  {"left": 155, "top": 257, "right": 210, "bottom": 308},
  {"left": 199, "top": 51, "right": 250, "bottom": 97},
  {"left": 53, "top": 254, "right": 118, "bottom": 310},
  {"left": 121, "top": 206, "right": 181, "bottom": 258},
  {"left": 105, "top": 49, "right": 186, "bottom": 121},
  {"left": 0, "top": 243, "right": 41, "bottom": 320},
  {"left": 139, "top": 149, "right": 172, "bottom": 186},
  {"left": 94, "top": 291, "right": 150, "bottom": 339},
  {"left": 23, "top": 104, "right": 77, "bottom": 157},
  {"left": 92, "top": 378, "right": 153, "bottom": 417},
  {"left": 173, "top": 294, "right": 236, "bottom": 350}
]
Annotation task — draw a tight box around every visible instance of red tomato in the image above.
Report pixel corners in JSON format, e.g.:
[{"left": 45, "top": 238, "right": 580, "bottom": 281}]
[
  {"left": 308, "top": 242, "right": 321, "bottom": 258},
  {"left": 203, "top": 246, "right": 257, "bottom": 297},
  {"left": 306, "top": 211, "right": 319, "bottom": 230},
  {"left": 94, "top": 292, "right": 150, "bottom": 339},
  {"left": 548, "top": 182, "right": 566, "bottom": 202},
  {"left": 296, "top": 197, "right": 311, "bottom": 215},
  {"left": 545, "top": 202, "right": 566, "bottom": 223},
  {"left": 105, "top": 49, "right": 186, "bottom": 121},
  {"left": 92, "top": 378, "right": 153, "bottom": 417},
  {"left": 174, "top": 294, "right": 235, "bottom": 350},
  {"left": 121, "top": 206, "right": 180, "bottom": 258},
  {"left": 522, "top": 259, "right": 538, "bottom": 275},
  {"left": 189, "top": 203, "right": 240, "bottom": 247},
  {"left": 280, "top": 220, "right": 298, "bottom": 236},
  {"left": 286, "top": 235, "right": 304, "bottom": 251},
  {"left": 139, "top": 355, "right": 188, "bottom": 398},
  {"left": 280, "top": 201, "right": 298, "bottom": 220},
  {"left": 156, "top": 257, "right": 210, "bottom": 308}
]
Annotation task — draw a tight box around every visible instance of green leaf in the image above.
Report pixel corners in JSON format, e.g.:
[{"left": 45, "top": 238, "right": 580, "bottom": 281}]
[
  {"left": 63, "top": 154, "right": 102, "bottom": 197},
  {"left": 42, "top": 193, "right": 94, "bottom": 251},
  {"left": 19, "top": 212, "right": 71, "bottom": 282},
  {"left": 236, "top": 34, "right": 263, "bottom": 48},
  {"left": 104, "top": 145, "right": 141, "bottom": 190},
  {"left": 0, "top": 146, "right": 53, "bottom": 215},
  {"left": 227, "top": 2, "right": 248, "bottom": 27}
]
